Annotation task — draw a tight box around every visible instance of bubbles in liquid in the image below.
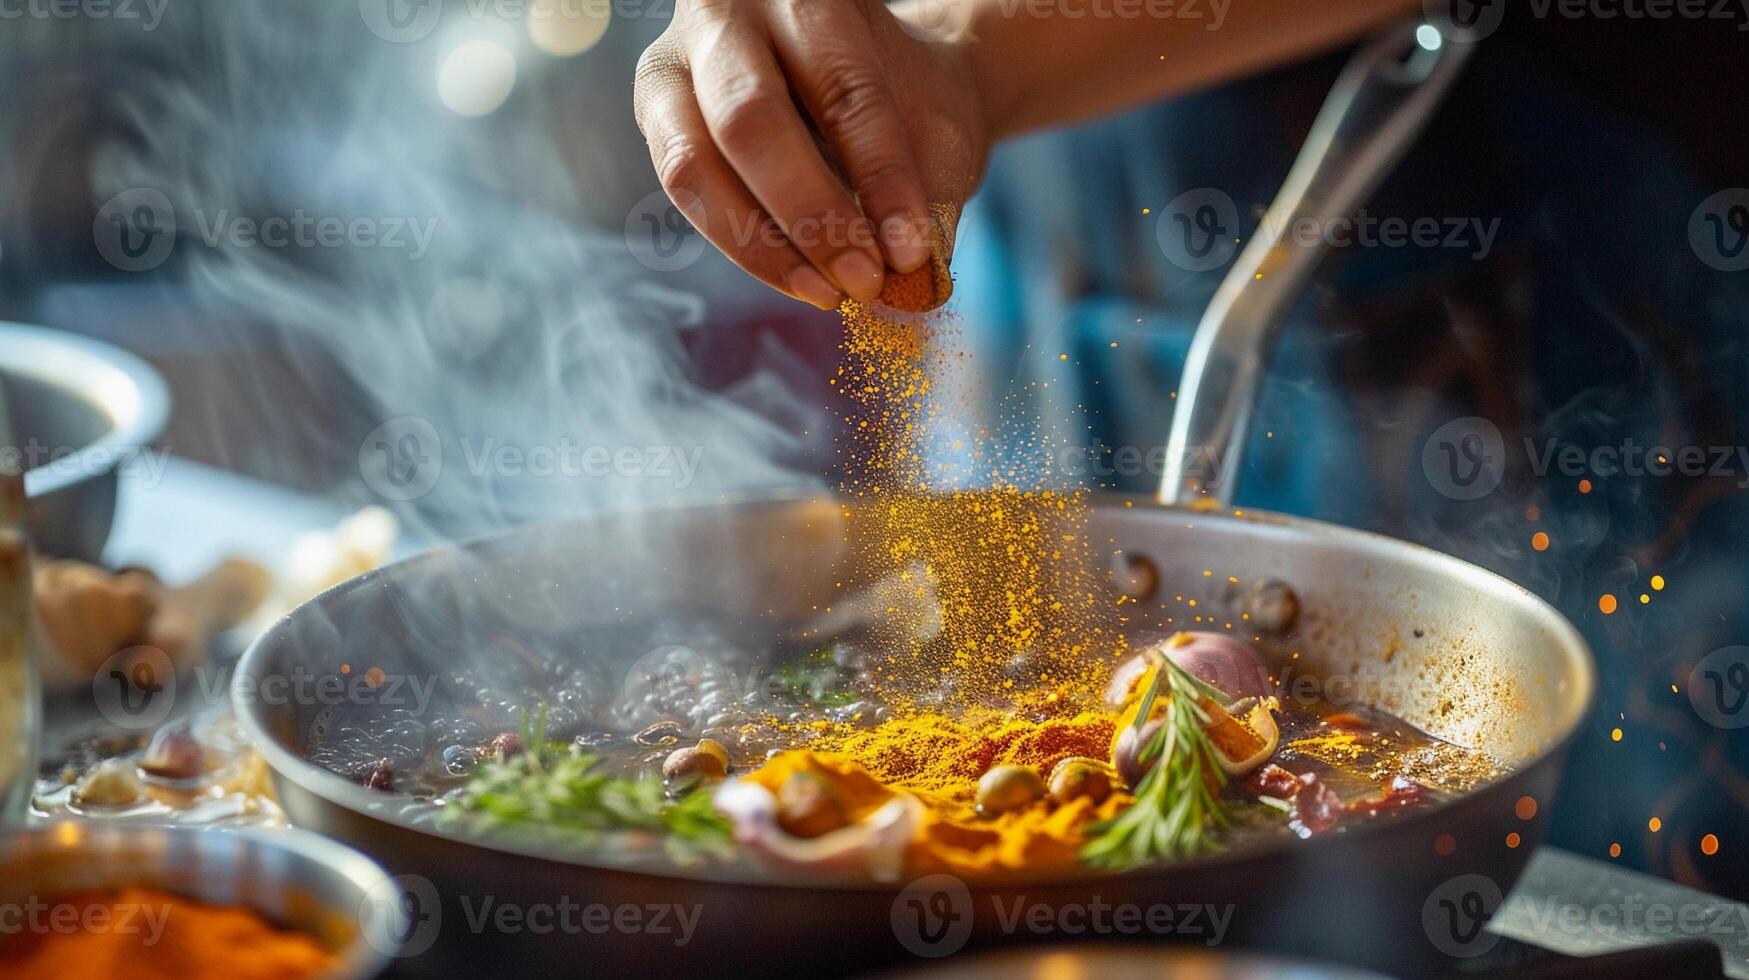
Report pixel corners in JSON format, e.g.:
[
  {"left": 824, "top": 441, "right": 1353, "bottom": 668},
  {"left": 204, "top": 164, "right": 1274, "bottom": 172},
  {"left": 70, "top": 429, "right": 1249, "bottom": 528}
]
[
  {"left": 615, "top": 644, "right": 744, "bottom": 732},
  {"left": 307, "top": 707, "right": 428, "bottom": 778},
  {"left": 441, "top": 744, "right": 480, "bottom": 776}
]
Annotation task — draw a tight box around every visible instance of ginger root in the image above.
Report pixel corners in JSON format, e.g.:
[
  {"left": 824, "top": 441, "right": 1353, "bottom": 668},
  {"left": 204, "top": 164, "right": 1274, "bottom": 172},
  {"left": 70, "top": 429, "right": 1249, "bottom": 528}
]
[{"left": 34, "top": 557, "right": 271, "bottom": 689}]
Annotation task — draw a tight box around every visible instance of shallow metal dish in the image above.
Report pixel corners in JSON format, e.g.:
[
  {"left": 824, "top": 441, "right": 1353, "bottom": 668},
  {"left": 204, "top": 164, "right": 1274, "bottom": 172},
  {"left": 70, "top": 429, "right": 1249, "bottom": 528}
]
[
  {"left": 235, "top": 494, "right": 1594, "bottom": 977},
  {"left": 0, "top": 321, "right": 170, "bottom": 561},
  {"left": 0, "top": 820, "right": 403, "bottom": 977}
]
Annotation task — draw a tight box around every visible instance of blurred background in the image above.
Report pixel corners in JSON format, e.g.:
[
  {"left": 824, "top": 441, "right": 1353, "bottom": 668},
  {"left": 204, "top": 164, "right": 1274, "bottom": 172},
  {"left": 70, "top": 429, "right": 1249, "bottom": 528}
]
[{"left": 1, "top": 0, "right": 1746, "bottom": 900}]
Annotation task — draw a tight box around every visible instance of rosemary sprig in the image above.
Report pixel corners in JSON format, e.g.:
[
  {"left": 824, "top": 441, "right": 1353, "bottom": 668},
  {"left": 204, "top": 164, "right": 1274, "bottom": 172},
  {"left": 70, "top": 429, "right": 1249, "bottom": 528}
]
[
  {"left": 441, "top": 706, "right": 732, "bottom": 865},
  {"left": 1081, "top": 657, "right": 1233, "bottom": 868}
]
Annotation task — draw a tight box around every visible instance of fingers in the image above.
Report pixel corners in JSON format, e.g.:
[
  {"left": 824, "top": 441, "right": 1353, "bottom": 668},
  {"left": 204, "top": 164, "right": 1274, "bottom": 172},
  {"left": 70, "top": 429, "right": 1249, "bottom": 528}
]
[
  {"left": 686, "top": 18, "right": 887, "bottom": 302},
  {"left": 634, "top": 46, "right": 845, "bottom": 309},
  {"left": 769, "top": 0, "right": 932, "bottom": 274}
]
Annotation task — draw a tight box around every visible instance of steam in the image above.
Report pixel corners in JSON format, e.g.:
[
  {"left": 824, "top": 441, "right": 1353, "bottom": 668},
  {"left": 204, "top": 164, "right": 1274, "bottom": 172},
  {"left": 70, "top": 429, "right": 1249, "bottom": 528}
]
[{"left": 89, "top": 0, "right": 824, "bottom": 541}]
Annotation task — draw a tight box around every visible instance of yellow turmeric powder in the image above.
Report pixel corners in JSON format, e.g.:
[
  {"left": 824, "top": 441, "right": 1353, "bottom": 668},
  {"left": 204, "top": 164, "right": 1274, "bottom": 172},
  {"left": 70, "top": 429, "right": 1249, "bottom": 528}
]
[
  {"left": 793, "top": 243, "right": 1136, "bottom": 880},
  {"left": 914, "top": 791, "right": 1129, "bottom": 877},
  {"left": 0, "top": 886, "right": 335, "bottom": 980},
  {"left": 835, "top": 301, "right": 1122, "bottom": 707},
  {"left": 742, "top": 745, "right": 1129, "bottom": 878},
  {"left": 815, "top": 709, "right": 1117, "bottom": 811},
  {"left": 739, "top": 708, "right": 1129, "bottom": 876}
]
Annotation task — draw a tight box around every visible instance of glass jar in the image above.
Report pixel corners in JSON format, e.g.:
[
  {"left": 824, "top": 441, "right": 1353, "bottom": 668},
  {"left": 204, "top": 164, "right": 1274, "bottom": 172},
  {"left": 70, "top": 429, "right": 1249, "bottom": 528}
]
[{"left": 0, "top": 394, "right": 37, "bottom": 828}]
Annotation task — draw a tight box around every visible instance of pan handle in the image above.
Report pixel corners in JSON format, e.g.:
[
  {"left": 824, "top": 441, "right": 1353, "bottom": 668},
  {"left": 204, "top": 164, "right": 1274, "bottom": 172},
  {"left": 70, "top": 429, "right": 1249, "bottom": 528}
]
[{"left": 1157, "top": 20, "right": 1475, "bottom": 507}]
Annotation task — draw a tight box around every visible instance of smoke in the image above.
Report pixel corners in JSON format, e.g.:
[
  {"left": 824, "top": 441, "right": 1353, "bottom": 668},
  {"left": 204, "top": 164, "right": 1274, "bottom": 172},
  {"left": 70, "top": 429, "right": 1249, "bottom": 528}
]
[{"left": 88, "top": 0, "right": 824, "bottom": 541}]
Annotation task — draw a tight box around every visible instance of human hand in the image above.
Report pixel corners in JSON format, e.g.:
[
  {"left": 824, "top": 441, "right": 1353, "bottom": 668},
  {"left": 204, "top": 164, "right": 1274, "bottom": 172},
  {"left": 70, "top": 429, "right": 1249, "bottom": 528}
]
[{"left": 633, "top": 0, "right": 990, "bottom": 309}]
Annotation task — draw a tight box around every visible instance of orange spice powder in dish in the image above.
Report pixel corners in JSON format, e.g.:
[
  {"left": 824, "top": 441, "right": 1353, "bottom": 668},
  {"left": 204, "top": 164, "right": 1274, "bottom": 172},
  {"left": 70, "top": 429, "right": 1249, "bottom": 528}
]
[{"left": 0, "top": 886, "right": 335, "bottom": 980}]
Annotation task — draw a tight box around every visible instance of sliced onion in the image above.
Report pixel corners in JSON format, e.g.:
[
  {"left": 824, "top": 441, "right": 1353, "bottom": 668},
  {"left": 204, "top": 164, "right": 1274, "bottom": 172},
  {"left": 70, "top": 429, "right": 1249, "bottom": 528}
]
[{"left": 713, "top": 780, "right": 923, "bottom": 883}]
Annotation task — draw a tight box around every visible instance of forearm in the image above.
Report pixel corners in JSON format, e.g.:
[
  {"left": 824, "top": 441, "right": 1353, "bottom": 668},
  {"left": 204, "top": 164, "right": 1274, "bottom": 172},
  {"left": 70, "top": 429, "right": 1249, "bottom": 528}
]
[{"left": 922, "top": 0, "right": 1421, "bottom": 141}]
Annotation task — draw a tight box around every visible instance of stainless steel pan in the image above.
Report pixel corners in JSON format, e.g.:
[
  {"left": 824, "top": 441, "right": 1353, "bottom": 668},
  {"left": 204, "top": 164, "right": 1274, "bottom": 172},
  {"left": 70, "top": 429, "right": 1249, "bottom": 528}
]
[{"left": 235, "top": 20, "right": 1595, "bottom": 977}]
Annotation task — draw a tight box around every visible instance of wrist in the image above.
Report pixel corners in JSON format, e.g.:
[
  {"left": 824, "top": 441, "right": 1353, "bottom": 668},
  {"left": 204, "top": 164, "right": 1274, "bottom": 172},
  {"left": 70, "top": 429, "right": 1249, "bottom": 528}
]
[{"left": 946, "top": 28, "right": 1019, "bottom": 146}]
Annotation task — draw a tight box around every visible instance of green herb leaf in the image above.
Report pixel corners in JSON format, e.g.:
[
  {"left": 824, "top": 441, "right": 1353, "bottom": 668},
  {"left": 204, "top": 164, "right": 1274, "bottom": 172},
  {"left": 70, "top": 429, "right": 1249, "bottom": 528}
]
[
  {"left": 441, "top": 709, "right": 732, "bottom": 865},
  {"left": 1081, "top": 657, "right": 1231, "bottom": 868}
]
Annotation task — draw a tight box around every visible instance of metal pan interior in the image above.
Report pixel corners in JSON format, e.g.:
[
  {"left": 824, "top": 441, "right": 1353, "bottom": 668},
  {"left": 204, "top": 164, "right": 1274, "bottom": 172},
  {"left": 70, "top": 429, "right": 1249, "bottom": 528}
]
[{"left": 234, "top": 494, "right": 1594, "bottom": 889}]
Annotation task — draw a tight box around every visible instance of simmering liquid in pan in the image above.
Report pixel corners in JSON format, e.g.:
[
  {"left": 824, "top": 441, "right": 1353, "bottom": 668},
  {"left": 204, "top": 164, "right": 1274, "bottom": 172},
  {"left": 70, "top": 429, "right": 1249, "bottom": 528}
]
[{"left": 307, "top": 620, "right": 1504, "bottom": 881}]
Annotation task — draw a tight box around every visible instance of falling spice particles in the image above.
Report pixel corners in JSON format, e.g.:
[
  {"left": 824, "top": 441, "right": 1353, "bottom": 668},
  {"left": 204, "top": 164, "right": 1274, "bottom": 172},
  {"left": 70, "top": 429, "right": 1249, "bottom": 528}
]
[{"left": 833, "top": 300, "right": 1121, "bottom": 706}]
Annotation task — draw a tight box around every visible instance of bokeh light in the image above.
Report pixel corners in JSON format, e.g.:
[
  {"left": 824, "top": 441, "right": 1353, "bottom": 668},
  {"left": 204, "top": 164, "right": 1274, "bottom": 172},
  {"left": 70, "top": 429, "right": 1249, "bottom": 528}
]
[
  {"left": 438, "top": 40, "right": 518, "bottom": 117},
  {"left": 528, "top": 0, "right": 611, "bottom": 56}
]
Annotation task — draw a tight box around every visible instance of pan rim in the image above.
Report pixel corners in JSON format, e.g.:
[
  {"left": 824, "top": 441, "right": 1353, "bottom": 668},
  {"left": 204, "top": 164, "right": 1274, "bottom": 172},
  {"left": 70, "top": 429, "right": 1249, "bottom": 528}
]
[
  {"left": 0, "top": 321, "right": 171, "bottom": 498},
  {"left": 233, "top": 492, "right": 1597, "bottom": 891}
]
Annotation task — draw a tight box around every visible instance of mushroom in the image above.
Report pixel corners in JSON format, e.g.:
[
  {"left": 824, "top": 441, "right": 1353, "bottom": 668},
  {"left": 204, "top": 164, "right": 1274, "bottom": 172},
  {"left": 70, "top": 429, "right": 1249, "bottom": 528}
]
[
  {"left": 1047, "top": 757, "right": 1115, "bottom": 804},
  {"left": 139, "top": 725, "right": 208, "bottom": 781},
  {"left": 663, "top": 739, "right": 730, "bottom": 787},
  {"left": 976, "top": 765, "right": 1046, "bottom": 814}
]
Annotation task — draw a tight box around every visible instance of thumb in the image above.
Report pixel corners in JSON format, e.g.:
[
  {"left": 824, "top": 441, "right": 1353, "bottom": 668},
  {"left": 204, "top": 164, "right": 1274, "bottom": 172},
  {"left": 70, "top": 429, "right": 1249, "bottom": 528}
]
[{"left": 876, "top": 202, "right": 958, "bottom": 313}]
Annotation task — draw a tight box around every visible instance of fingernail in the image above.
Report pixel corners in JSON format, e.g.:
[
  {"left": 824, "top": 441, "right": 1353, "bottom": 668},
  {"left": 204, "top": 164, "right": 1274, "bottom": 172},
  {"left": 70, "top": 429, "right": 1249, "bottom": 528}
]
[
  {"left": 884, "top": 215, "right": 932, "bottom": 274},
  {"left": 788, "top": 266, "right": 843, "bottom": 310},
  {"left": 831, "top": 251, "right": 883, "bottom": 303}
]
